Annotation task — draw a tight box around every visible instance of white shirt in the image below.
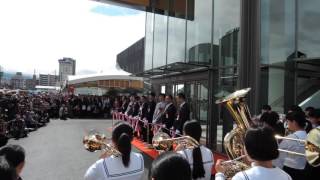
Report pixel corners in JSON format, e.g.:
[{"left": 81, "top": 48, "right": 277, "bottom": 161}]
[
  {"left": 273, "top": 130, "right": 307, "bottom": 169},
  {"left": 178, "top": 146, "right": 214, "bottom": 180},
  {"left": 84, "top": 152, "right": 144, "bottom": 180},
  {"left": 215, "top": 164, "right": 292, "bottom": 180}
]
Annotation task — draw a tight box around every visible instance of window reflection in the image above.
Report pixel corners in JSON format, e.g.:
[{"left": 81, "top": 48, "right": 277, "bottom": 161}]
[
  {"left": 298, "top": 0, "right": 320, "bottom": 58},
  {"left": 144, "top": 12, "right": 154, "bottom": 71},
  {"left": 260, "top": 0, "right": 295, "bottom": 64},
  {"left": 186, "top": 0, "right": 212, "bottom": 64}
]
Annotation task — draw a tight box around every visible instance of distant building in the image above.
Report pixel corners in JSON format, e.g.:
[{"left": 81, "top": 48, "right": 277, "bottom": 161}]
[
  {"left": 58, "top": 57, "right": 76, "bottom": 84},
  {"left": 39, "top": 74, "right": 58, "bottom": 86},
  {"left": 25, "top": 72, "right": 37, "bottom": 90},
  {"left": 10, "top": 72, "right": 25, "bottom": 89}
]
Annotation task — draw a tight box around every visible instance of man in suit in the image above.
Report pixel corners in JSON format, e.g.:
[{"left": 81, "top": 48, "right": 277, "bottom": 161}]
[
  {"left": 161, "top": 95, "right": 176, "bottom": 136},
  {"left": 139, "top": 96, "right": 148, "bottom": 141},
  {"left": 174, "top": 93, "right": 190, "bottom": 135},
  {"left": 145, "top": 93, "right": 156, "bottom": 144}
]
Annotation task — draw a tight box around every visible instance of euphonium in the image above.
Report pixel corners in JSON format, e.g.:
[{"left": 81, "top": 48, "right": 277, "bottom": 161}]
[
  {"left": 152, "top": 132, "right": 200, "bottom": 151},
  {"left": 215, "top": 88, "right": 252, "bottom": 178},
  {"left": 83, "top": 129, "right": 121, "bottom": 157}
]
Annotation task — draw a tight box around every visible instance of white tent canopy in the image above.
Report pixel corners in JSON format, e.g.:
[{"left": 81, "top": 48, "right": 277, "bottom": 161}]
[{"left": 67, "top": 70, "right": 142, "bottom": 85}]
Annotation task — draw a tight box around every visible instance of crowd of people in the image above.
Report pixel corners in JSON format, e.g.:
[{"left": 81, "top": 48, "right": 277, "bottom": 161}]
[
  {"left": 1, "top": 89, "right": 320, "bottom": 180},
  {"left": 0, "top": 92, "right": 52, "bottom": 145}
]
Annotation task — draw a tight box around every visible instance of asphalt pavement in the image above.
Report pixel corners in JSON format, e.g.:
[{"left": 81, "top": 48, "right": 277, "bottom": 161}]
[{"left": 8, "top": 119, "right": 152, "bottom": 180}]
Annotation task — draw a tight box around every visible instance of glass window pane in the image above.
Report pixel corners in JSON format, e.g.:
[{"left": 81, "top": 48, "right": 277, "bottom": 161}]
[
  {"left": 153, "top": 13, "right": 168, "bottom": 68},
  {"left": 213, "top": 0, "right": 240, "bottom": 67},
  {"left": 186, "top": 0, "right": 212, "bottom": 64},
  {"left": 298, "top": 0, "right": 320, "bottom": 58},
  {"left": 260, "top": 0, "right": 295, "bottom": 64},
  {"left": 144, "top": 12, "right": 154, "bottom": 71},
  {"left": 167, "top": 0, "right": 186, "bottom": 64}
]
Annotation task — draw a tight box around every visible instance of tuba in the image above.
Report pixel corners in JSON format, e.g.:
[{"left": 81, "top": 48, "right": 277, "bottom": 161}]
[
  {"left": 83, "top": 129, "right": 121, "bottom": 157},
  {"left": 215, "top": 88, "right": 252, "bottom": 178}
]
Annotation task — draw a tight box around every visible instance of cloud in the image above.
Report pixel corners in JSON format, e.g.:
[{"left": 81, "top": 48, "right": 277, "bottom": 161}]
[{"left": 0, "top": 0, "right": 145, "bottom": 75}]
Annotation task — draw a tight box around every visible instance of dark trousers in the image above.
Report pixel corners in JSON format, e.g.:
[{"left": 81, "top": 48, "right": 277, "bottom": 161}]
[{"left": 283, "top": 166, "right": 305, "bottom": 180}]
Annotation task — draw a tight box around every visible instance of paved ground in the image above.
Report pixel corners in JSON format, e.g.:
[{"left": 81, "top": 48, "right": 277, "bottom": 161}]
[{"left": 8, "top": 119, "right": 152, "bottom": 180}]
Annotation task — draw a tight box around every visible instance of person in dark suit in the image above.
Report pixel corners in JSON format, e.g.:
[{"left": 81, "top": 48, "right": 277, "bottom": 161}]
[
  {"left": 161, "top": 95, "right": 176, "bottom": 136},
  {"left": 174, "top": 93, "right": 190, "bottom": 134},
  {"left": 145, "top": 92, "right": 157, "bottom": 143},
  {"left": 139, "top": 96, "right": 148, "bottom": 141},
  {"left": 132, "top": 96, "right": 140, "bottom": 117}
]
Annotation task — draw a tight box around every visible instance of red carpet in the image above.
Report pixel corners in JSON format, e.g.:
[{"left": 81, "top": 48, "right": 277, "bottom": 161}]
[{"left": 132, "top": 138, "right": 159, "bottom": 159}]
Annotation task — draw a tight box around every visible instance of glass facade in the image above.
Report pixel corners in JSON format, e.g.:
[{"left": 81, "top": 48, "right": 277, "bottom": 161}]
[
  {"left": 260, "top": 0, "right": 320, "bottom": 113},
  {"left": 144, "top": 0, "right": 212, "bottom": 70},
  {"left": 140, "top": 0, "right": 320, "bottom": 153}
]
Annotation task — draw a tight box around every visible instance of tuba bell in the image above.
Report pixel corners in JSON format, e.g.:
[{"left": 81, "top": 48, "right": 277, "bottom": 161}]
[
  {"left": 215, "top": 88, "right": 252, "bottom": 178},
  {"left": 83, "top": 129, "right": 121, "bottom": 157}
]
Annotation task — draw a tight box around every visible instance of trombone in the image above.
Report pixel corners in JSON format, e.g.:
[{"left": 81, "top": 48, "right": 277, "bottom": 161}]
[
  {"left": 152, "top": 132, "right": 200, "bottom": 151},
  {"left": 275, "top": 128, "right": 320, "bottom": 167}
]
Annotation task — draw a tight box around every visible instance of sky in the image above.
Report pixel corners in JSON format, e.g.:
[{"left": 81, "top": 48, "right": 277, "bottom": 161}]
[{"left": 0, "top": 0, "right": 145, "bottom": 75}]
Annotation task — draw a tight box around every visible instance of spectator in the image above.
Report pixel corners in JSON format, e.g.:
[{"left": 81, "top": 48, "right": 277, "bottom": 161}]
[
  {"left": 174, "top": 93, "right": 190, "bottom": 134},
  {"left": 308, "top": 108, "right": 320, "bottom": 128},
  {"left": 161, "top": 95, "right": 176, "bottom": 136},
  {"left": 260, "top": 111, "right": 285, "bottom": 136},
  {"left": 0, "top": 144, "right": 25, "bottom": 180},
  {"left": 261, "top": 104, "right": 272, "bottom": 114}
]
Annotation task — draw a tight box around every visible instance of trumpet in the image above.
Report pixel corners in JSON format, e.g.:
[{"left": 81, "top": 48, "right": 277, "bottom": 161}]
[
  {"left": 275, "top": 128, "right": 320, "bottom": 167},
  {"left": 83, "top": 129, "right": 121, "bottom": 157},
  {"left": 152, "top": 132, "right": 200, "bottom": 151}
]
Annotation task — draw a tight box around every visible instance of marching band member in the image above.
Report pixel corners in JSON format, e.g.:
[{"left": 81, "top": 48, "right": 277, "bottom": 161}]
[
  {"left": 150, "top": 152, "right": 192, "bottom": 180},
  {"left": 174, "top": 93, "right": 190, "bottom": 135},
  {"left": 161, "top": 95, "right": 176, "bottom": 136},
  {"left": 215, "top": 127, "right": 292, "bottom": 180},
  {"left": 301, "top": 109, "right": 320, "bottom": 180},
  {"left": 177, "top": 120, "right": 213, "bottom": 180},
  {"left": 84, "top": 122, "right": 144, "bottom": 180},
  {"left": 273, "top": 112, "right": 307, "bottom": 180}
]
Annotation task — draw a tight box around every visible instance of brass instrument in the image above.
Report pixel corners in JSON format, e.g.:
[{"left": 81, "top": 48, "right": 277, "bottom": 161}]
[
  {"left": 275, "top": 127, "right": 320, "bottom": 167},
  {"left": 215, "top": 88, "right": 252, "bottom": 179},
  {"left": 83, "top": 130, "right": 121, "bottom": 157},
  {"left": 152, "top": 132, "right": 200, "bottom": 151}
]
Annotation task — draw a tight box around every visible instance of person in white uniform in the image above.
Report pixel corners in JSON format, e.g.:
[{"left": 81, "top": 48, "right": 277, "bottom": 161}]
[
  {"left": 177, "top": 120, "right": 213, "bottom": 180},
  {"left": 150, "top": 152, "right": 191, "bottom": 180},
  {"left": 215, "top": 127, "right": 292, "bottom": 180},
  {"left": 273, "top": 111, "right": 307, "bottom": 180},
  {"left": 84, "top": 122, "right": 144, "bottom": 180}
]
